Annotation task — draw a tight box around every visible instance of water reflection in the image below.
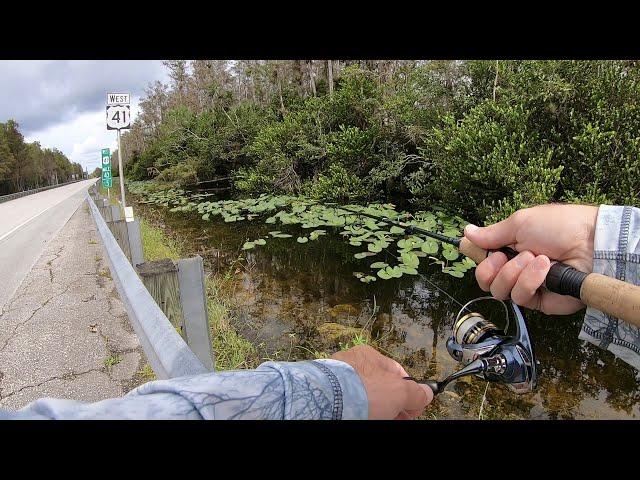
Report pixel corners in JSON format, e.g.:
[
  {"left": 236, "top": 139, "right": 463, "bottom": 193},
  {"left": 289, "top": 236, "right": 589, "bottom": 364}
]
[{"left": 135, "top": 200, "right": 639, "bottom": 419}]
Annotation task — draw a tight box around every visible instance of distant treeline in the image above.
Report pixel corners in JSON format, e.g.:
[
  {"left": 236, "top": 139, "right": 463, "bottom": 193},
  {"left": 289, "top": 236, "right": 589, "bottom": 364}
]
[
  {"left": 0, "top": 120, "right": 84, "bottom": 196},
  {"left": 121, "top": 60, "right": 640, "bottom": 223}
]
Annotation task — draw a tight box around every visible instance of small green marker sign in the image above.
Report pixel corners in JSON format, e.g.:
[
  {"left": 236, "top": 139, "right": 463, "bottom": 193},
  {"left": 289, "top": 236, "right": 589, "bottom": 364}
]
[{"left": 101, "top": 148, "right": 112, "bottom": 188}]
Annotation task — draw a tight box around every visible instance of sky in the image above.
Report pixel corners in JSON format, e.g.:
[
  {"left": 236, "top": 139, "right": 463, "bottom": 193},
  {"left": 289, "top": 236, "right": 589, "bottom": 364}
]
[{"left": 0, "top": 60, "right": 170, "bottom": 173}]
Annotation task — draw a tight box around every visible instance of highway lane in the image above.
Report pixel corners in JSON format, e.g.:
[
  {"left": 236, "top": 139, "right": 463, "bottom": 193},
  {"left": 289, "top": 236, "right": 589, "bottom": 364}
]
[{"left": 0, "top": 179, "right": 96, "bottom": 311}]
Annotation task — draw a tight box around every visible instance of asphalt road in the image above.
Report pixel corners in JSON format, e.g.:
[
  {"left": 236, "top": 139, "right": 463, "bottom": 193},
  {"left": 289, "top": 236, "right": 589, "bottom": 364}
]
[{"left": 0, "top": 180, "right": 96, "bottom": 312}]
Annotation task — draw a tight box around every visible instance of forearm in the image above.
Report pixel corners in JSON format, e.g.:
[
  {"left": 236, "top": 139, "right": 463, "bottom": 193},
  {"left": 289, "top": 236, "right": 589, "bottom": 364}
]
[{"left": 0, "top": 359, "right": 368, "bottom": 420}]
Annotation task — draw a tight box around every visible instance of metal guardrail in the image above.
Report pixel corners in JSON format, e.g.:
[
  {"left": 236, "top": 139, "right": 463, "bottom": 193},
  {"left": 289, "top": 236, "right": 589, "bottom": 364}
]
[
  {"left": 87, "top": 188, "right": 208, "bottom": 379},
  {"left": 0, "top": 179, "right": 83, "bottom": 204}
]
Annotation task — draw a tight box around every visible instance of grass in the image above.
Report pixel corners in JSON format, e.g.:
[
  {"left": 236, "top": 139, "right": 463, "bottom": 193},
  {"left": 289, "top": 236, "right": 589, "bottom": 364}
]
[
  {"left": 98, "top": 268, "right": 111, "bottom": 279},
  {"left": 137, "top": 211, "right": 259, "bottom": 372},
  {"left": 137, "top": 363, "right": 156, "bottom": 382},
  {"left": 140, "top": 218, "right": 182, "bottom": 261},
  {"left": 205, "top": 273, "right": 260, "bottom": 370},
  {"left": 104, "top": 354, "right": 122, "bottom": 370}
]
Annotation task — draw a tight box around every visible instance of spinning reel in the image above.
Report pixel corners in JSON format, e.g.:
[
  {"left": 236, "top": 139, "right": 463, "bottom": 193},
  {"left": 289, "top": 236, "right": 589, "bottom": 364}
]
[{"left": 410, "top": 297, "right": 538, "bottom": 395}]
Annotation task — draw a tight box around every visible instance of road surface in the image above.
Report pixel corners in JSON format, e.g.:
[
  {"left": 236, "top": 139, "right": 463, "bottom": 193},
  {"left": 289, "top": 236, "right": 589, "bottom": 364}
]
[
  {"left": 0, "top": 180, "right": 96, "bottom": 312},
  {"left": 0, "top": 198, "right": 147, "bottom": 409}
]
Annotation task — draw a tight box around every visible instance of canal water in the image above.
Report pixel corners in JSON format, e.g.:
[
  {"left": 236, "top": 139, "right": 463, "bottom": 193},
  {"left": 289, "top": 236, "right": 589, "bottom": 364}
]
[{"left": 133, "top": 195, "right": 640, "bottom": 420}]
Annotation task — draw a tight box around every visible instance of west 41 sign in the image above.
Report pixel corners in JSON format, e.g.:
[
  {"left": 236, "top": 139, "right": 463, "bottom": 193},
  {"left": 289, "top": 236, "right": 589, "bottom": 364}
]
[
  {"left": 106, "top": 105, "right": 131, "bottom": 130},
  {"left": 102, "top": 148, "right": 112, "bottom": 188}
]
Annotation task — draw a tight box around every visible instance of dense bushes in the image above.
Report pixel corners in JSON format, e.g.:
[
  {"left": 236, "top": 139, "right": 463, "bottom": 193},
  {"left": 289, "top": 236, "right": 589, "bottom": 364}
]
[{"left": 123, "top": 60, "right": 640, "bottom": 225}]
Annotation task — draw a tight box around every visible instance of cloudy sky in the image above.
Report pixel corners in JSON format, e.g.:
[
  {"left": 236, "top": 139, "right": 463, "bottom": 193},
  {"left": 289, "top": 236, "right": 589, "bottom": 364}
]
[{"left": 0, "top": 61, "right": 170, "bottom": 173}]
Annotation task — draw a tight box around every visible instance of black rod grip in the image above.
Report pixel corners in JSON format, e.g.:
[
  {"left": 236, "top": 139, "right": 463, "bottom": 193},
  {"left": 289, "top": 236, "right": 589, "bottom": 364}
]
[{"left": 545, "top": 262, "right": 588, "bottom": 299}]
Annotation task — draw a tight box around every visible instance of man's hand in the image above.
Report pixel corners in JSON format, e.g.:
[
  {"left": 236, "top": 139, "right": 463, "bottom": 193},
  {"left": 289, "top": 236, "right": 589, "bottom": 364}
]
[
  {"left": 464, "top": 204, "right": 599, "bottom": 315},
  {"left": 331, "top": 345, "right": 433, "bottom": 420}
]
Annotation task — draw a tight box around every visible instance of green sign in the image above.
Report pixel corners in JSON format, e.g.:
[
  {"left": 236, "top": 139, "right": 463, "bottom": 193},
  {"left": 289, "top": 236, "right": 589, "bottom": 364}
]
[{"left": 101, "top": 148, "right": 112, "bottom": 188}]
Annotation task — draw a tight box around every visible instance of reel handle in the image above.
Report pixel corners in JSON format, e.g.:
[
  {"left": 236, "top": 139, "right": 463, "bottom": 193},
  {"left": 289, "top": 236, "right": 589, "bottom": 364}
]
[{"left": 458, "top": 237, "right": 640, "bottom": 328}]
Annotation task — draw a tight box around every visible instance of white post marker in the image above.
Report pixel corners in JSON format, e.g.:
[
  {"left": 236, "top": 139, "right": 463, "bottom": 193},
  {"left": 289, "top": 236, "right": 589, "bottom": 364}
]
[{"left": 106, "top": 93, "right": 131, "bottom": 208}]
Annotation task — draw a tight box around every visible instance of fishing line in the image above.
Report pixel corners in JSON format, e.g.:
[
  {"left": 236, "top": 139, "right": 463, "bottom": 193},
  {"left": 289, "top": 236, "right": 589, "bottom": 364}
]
[{"left": 417, "top": 272, "right": 472, "bottom": 314}]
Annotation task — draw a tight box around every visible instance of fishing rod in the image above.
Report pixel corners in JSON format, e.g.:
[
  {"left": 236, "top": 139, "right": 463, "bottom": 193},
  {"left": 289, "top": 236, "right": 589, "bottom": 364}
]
[{"left": 331, "top": 203, "right": 640, "bottom": 331}]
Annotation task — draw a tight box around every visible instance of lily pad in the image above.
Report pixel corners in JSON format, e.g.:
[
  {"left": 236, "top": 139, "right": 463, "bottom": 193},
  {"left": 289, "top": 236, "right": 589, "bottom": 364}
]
[{"left": 370, "top": 262, "right": 389, "bottom": 269}]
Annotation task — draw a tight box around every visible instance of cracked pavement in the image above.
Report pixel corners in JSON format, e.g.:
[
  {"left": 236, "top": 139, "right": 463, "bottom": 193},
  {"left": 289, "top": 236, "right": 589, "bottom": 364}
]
[{"left": 0, "top": 200, "right": 148, "bottom": 410}]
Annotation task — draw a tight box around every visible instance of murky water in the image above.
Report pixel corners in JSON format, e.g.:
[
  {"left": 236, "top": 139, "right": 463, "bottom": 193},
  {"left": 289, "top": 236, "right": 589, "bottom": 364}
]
[{"left": 134, "top": 197, "right": 640, "bottom": 420}]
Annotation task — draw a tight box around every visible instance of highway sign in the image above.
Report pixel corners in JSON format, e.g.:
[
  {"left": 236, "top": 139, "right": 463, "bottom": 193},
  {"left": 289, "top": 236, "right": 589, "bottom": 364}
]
[
  {"left": 106, "top": 91, "right": 131, "bottom": 207},
  {"left": 102, "top": 147, "right": 112, "bottom": 189},
  {"left": 106, "top": 105, "right": 131, "bottom": 130},
  {"left": 102, "top": 172, "right": 113, "bottom": 188},
  {"left": 107, "top": 93, "right": 130, "bottom": 106}
]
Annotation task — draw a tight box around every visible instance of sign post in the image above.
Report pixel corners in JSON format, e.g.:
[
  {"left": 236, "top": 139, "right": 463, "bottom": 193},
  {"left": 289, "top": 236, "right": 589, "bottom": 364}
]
[{"left": 106, "top": 93, "right": 131, "bottom": 208}]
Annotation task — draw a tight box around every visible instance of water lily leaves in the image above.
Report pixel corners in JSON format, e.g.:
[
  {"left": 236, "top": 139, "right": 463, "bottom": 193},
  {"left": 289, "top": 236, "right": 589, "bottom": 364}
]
[
  {"left": 309, "top": 230, "right": 326, "bottom": 241},
  {"left": 360, "top": 275, "right": 376, "bottom": 283},
  {"left": 129, "top": 185, "right": 477, "bottom": 281},
  {"left": 397, "top": 236, "right": 424, "bottom": 250},
  {"left": 377, "top": 269, "right": 392, "bottom": 280},
  {"left": 292, "top": 204, "right": 307, "bottom": 214},
  {"left": 461, "top": 257, "right": 477, "bottom": 268},
  {"left": 443, "top": 228, "right": 461, "bottom": 238},
  {"left": 442, "top": 246, "right": 459, "bottom": 261},
  {"left": 400, "top": 251, "right": 420, "bottom": 268},
  {"left": 399, "top": 265, "right": 418, "bottom": 275},
  {"left": 443, "top": 267, "right": 464, "bottom": 278},
  {"left": 370, "top": 262, "right": 388, "bottom": 269},
  {"left": 377, "top": 266, "right": 404, "bottom": 280},
  {"left": 421, "top": 239, "right": 439, "bottom": 254},
  {"left": 368, "top": 242, "right": 383, "bottom": 253}
]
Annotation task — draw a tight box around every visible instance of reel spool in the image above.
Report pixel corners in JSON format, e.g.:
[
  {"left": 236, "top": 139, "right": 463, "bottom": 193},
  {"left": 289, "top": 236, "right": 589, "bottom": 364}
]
[{"left": 442, "top": 297, "right": 538, "bottom": 394}]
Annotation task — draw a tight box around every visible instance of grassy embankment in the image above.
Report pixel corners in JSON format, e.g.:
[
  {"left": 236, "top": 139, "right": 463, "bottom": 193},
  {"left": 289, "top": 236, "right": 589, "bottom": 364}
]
[{"left": 98, "top": 180, "right": 259, "bottom": 374}]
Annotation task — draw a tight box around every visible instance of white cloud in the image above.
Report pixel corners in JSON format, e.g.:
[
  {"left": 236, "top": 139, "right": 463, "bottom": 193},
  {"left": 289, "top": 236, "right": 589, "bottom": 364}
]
[
  {"left": 3, "top": 60, "right": 170, "bottom": 172},
  {"left": 24, "top": 97, "right": 147, "bottom": 172}
]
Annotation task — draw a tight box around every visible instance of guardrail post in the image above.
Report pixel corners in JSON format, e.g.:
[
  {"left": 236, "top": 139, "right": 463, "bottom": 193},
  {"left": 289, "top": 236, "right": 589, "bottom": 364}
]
[
  {"left": 126, "top": 219, "right": 144, "bottom": 268},
  {"left": 136, "top": 259, "right": 185, "bottom": 333},
  {"left": 110, "top": 205, "right": 121, "bottom": 222},
  {"left": 107, "top": 220, "right": 132, "bottom": 261},
  {"left": 177, "top": 256, "right": 214, "bottom": 371}
]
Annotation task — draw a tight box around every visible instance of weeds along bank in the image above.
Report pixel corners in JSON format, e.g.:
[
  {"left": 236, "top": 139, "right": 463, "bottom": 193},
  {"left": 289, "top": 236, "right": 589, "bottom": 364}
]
[{"left": 121, "top": 61, "right": 640, "bottom": 225}]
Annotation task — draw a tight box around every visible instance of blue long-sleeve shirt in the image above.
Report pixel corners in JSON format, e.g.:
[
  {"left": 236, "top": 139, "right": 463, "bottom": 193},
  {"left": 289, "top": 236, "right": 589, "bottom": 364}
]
[{"left": 0, "top": 359, "right": 369, "bottom": 419}]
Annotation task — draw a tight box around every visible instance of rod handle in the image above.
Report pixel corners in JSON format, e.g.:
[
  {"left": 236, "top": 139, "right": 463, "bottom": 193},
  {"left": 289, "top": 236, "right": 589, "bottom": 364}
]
[{"left": 459, "top": 237, "right": 640, "bottom": 328}]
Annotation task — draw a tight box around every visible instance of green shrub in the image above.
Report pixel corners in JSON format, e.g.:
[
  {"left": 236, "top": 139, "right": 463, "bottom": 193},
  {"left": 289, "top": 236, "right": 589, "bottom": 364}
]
[{"left": 302, "top": 163, "right": 367, "bottom": 202}]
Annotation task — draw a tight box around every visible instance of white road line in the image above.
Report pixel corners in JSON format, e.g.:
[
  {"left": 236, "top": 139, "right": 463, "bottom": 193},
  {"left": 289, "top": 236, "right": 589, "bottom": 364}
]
[{"left": 0, "top": 187, "right": 87, "bottom": 244}]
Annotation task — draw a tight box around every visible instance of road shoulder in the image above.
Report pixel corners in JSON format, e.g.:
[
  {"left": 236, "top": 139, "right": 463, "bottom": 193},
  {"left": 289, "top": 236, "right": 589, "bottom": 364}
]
[{"left": 0, "top": 200, "right": 149, "bottom": 410}]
